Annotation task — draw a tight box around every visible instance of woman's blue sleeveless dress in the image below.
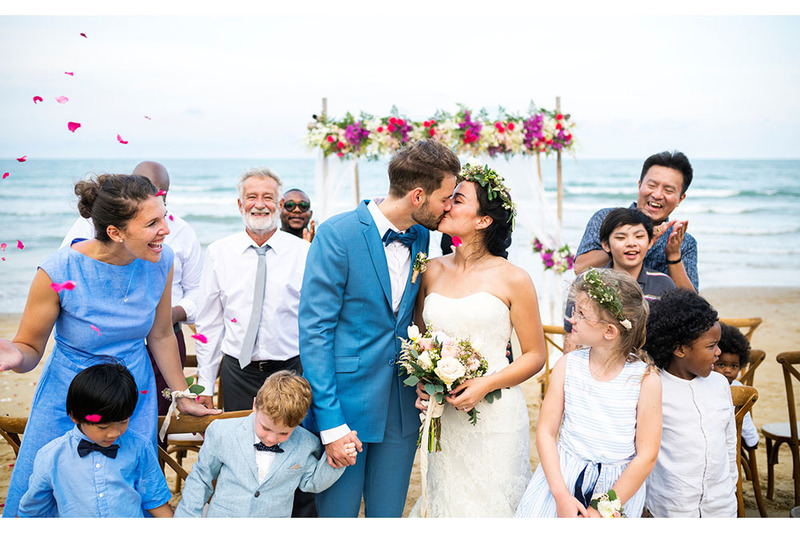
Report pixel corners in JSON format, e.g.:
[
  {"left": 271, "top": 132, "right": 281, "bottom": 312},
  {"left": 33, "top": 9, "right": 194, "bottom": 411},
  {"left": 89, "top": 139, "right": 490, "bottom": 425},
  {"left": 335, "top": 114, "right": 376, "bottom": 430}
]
[{"left": 3, "top": 242, "right": 173, "bottom": 517}]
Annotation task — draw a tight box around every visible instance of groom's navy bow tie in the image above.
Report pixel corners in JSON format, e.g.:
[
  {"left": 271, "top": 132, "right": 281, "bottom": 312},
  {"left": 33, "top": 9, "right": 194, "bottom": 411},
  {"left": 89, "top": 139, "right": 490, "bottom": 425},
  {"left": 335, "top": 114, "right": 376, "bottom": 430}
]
[
  {"left": 254, "top": 442, "right": 284, "bottom": 453},
  {"left": 77, "top": 439, "right": 119, "bottom": 459},
  {"left": 382, "top": 228, "right": 417, "bottom": 248}
]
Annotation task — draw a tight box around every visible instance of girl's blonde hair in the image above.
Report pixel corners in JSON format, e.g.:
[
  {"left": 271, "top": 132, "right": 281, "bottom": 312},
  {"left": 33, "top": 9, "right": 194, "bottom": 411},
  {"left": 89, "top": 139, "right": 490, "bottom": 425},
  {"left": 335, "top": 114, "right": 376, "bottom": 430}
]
[{"left": 571, "top": 269, "right": 650, "bottom": 364}]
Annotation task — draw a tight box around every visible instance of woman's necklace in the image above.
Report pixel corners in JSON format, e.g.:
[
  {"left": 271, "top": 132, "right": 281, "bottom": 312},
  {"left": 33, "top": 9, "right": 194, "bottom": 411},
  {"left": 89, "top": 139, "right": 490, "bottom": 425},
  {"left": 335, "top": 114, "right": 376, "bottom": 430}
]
[{"left": 113, "top": 261, "right": 137, "bottom": 303}]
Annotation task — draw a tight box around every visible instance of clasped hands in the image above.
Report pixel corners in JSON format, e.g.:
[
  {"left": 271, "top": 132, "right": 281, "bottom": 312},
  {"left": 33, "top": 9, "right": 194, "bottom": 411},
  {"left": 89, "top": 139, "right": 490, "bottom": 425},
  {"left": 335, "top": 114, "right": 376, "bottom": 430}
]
[
  {"left": 325, "top": 430, "right": 361, "bottom": 468},
  {"left": 650, "top": 219, "right": 688, "bottom": 262}
]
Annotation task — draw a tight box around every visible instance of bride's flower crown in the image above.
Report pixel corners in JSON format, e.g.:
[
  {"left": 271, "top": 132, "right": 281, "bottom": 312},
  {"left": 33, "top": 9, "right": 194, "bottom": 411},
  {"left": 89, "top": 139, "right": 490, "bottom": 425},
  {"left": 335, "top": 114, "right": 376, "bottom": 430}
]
[
  {"left": 583, "top": 268, "right": 632, "bottom": 330},
  {"left": 458, "top": 162, "right": 517, "bottom": 230}
]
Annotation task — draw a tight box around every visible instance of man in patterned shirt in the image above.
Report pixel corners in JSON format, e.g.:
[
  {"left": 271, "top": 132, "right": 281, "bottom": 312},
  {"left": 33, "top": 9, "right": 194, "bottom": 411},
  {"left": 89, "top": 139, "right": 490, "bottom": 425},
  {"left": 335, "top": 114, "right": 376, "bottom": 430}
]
[{"left": 573, "top": 150, "right": 698, "bottom": 291}]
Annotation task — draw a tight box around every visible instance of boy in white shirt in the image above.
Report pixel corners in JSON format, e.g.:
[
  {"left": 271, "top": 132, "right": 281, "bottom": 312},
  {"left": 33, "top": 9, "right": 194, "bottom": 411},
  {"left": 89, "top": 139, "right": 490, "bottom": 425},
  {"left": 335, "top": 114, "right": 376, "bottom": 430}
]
[{"left": 643, "top": 290, "right": 738, "bottom": 517}]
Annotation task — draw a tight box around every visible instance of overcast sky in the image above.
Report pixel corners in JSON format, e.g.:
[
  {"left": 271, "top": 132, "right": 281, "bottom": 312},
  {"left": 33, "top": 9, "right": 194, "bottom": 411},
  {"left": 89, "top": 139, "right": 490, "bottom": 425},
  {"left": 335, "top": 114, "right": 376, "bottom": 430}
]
[{"left": 1, "top": 7, "right": 798, "bottom": 160}]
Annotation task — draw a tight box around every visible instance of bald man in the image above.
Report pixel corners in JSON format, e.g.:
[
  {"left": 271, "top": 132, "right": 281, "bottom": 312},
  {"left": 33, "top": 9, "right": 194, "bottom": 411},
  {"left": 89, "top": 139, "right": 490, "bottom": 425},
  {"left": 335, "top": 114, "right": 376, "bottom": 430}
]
[{"left": 60, "top": 161, "right": 203, "bottom": 415}]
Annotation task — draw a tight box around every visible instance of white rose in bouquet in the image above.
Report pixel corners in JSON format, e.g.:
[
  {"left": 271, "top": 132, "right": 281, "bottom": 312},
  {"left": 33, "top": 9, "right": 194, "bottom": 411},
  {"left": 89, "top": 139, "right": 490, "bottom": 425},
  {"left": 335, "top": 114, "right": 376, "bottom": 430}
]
[
  {"left": 434, "top": 356, "right": 466, "bottom": 388},
  {"left": 417, "top": 350, "right": 434, "bottom": 371}
]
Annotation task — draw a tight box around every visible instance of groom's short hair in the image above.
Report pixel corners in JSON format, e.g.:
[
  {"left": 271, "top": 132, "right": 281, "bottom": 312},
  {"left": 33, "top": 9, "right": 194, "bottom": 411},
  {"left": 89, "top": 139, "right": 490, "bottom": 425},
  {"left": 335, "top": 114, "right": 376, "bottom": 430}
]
[{"left": 387, "top": 140, "right": 461, "bottom": 197}]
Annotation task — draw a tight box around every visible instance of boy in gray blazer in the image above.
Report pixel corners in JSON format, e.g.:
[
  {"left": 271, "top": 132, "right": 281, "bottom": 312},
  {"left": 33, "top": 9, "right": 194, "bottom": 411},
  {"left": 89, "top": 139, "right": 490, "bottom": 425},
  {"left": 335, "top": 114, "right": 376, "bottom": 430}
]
[{"left": 175, "top": 371, "right": 353, "bottom": 517}]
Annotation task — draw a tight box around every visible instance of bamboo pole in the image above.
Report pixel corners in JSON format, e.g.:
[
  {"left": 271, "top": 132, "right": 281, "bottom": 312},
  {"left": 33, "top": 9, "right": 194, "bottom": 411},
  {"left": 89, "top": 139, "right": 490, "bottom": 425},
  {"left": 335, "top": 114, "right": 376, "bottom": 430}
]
[
  {"left": 322, "top": 97, "right": 328, "bottom": 216},
  {"left": 354, "top": 161, "right": 360, "bottom": 206},
  {"left": 556, "top": 96, "right": 563, "bottom": 230}
]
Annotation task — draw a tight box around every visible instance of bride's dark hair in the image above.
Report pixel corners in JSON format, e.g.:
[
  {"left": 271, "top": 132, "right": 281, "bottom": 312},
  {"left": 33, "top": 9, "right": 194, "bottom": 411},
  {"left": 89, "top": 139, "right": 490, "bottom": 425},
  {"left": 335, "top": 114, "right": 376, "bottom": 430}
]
[{"left": 470, "top": 180, "right": 513, "bottom": 259}]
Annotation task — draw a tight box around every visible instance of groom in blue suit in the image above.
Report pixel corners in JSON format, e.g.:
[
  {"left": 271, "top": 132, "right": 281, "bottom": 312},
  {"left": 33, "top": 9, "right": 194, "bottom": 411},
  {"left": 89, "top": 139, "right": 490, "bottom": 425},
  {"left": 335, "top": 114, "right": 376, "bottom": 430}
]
[{"left": 299, "top": 140, "right": 461, "bottom": 517}]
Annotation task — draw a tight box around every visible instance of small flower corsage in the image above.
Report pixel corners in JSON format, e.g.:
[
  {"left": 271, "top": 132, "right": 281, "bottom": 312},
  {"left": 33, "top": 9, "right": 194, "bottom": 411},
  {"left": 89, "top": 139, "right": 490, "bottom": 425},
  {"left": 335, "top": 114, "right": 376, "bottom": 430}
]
[
  {"left": 411, "top": 252, "right": 428, "bottom": 284},
  {"left": 590, "top": 489, "right": 625, "bottom": 518}
]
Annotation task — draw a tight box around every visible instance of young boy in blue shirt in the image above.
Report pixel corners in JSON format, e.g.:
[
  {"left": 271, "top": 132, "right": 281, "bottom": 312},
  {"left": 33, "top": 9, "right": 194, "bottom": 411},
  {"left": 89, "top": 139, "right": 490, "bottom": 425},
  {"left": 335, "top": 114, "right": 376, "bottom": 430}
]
[
  {"left": 17, "top": 363, "right": 172, "bottom": 517},
  {"left": 175, "top": 370, "right": 352, "bottom": 518}
]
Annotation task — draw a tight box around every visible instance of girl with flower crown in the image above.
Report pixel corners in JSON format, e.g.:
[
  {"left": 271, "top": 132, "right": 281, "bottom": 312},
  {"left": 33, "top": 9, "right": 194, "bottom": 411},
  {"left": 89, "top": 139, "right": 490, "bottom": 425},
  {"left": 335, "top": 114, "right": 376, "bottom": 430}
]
[
  {"left": 409, "top": 162, "right": 547, "bottom": 517},
  {"left": 515, "top": 268, "right": 661, "bottom": 518}
]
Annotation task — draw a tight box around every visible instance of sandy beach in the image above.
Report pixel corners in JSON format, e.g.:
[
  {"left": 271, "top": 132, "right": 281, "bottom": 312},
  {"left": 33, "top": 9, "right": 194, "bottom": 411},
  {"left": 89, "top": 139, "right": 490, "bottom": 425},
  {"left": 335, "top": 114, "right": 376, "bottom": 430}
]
[{"left": 1, "top": 286, "right": 798, "bottom": 517}]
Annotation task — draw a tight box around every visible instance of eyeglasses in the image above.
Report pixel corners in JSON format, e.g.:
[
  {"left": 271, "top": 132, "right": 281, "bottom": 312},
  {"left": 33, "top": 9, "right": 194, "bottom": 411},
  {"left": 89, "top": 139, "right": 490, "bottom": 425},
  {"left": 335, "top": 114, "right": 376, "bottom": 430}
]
[
  {"left": 564, "top": 308, "right": 607, "bottom": 324},
  {"left": 284, "top": 201, "right": 311, "bottom": 212}
]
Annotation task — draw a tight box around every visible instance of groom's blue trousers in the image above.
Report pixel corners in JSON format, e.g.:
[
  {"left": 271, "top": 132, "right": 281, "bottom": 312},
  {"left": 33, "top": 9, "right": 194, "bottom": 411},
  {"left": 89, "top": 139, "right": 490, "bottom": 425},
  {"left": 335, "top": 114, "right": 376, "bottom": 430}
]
[{"left": 315, "top": 373, "right": 418, "bottom": 517}]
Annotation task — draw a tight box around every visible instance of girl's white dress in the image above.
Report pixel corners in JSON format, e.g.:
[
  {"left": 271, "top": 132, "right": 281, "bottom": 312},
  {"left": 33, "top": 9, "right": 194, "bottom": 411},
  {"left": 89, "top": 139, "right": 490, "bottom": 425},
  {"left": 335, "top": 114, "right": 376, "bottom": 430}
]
[
  {"left": 408, "top": 292, "right": 532, "bottom": 517},
  {"left": 515, "top": 348, "right": 648, "bottom": 517}
]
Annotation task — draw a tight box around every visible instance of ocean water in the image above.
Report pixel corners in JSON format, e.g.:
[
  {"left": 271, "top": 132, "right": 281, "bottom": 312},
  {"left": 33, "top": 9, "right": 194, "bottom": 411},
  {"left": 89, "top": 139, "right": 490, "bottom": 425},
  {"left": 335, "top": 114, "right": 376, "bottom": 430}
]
[{"left": 0, "top": 157, "right": 798, "bottom": 314}]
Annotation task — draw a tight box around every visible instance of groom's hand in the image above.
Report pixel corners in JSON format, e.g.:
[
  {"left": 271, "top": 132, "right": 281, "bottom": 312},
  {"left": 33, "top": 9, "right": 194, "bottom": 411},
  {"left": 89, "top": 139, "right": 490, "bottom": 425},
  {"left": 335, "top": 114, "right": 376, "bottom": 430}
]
[{"left": 326, "top": 431, "right": 362, "bottom": 468}]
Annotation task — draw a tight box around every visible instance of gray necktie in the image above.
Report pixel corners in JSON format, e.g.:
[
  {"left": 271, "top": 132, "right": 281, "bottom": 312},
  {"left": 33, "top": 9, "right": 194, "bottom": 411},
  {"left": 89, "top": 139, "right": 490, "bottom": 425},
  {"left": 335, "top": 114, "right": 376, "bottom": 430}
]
[{"left": 239, "top": 245, "right": 270, "bottom": 369}]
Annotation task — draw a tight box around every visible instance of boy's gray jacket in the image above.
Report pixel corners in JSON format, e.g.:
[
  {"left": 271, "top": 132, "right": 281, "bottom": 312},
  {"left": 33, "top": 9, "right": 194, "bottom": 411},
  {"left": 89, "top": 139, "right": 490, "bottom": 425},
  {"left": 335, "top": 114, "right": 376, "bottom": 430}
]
[{"left": 174, "top": 412, "right": 342, "bottom": 517}]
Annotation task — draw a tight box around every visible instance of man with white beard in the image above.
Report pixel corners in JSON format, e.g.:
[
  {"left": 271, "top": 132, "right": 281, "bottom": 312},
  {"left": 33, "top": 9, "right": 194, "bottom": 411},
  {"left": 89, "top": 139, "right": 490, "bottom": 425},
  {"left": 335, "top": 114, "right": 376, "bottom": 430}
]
[{"left": 194, "top": 168, "right": 310, "bottom": 412}]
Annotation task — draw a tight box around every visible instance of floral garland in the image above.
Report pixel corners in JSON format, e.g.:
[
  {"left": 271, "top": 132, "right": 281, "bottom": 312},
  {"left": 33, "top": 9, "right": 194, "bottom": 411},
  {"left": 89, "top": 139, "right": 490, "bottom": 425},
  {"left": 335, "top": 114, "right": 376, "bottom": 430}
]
[
  {"left": 459, "top": 162, "right": 517, "bottom": 230},
  {"left": 304, "top": 104, "right": 576, "bottom": 160},
  {"left": 582, "top": 268, "right": 632, "bottom": 330},
  {"left": 533, "top": 237, "right": 575, "bottom": 274}
]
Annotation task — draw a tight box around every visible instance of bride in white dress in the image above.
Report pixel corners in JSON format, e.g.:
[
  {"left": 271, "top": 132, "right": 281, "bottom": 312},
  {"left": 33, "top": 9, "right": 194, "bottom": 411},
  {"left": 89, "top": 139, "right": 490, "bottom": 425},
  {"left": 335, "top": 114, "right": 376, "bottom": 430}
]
[{"left": 409, "top": 163, "right": 547, "bottom": 517}]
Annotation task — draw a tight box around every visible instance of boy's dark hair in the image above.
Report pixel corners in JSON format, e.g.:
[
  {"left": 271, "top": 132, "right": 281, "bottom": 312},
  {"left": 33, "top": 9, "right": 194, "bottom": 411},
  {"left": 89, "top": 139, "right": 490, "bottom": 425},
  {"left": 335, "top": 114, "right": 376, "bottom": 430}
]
[
  {"left": 387, "top": 139, "right": 461, "bottom": 197},
  {"left": 639, "top": 150, "right": 693, "bottom": 195},
  {"left": 66, "top": 362, "right": 138, "bottom": 424},
  {"left": 644, "top": 289, "right": 718, "bottom": 370},
  {"left": 718, "top": 322, "right": 751, "bottom": 366},
  {"left": 599, "top": 207, "right": 654, "bottom": 244}
]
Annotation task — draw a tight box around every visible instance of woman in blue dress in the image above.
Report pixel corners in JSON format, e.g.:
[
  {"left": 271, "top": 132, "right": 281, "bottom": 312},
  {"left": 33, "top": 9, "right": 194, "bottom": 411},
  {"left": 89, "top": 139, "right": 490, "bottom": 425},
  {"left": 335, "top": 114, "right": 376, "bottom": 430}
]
[{"left": 0, "top": 174, "right": 219, "bottom": 517}]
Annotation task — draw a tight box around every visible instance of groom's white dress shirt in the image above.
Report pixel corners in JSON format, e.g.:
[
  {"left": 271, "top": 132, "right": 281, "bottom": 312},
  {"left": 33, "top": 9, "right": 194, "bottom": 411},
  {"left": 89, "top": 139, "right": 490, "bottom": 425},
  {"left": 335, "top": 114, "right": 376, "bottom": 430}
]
[
  {"left": 60, "top": 213, "right": 203, "bottom": 323},
  {"left": 194, "top": 230, "right": 310, "bottom": 394},
  {"left": 319, "top": 199, "right": 412, "bottom": 445}
]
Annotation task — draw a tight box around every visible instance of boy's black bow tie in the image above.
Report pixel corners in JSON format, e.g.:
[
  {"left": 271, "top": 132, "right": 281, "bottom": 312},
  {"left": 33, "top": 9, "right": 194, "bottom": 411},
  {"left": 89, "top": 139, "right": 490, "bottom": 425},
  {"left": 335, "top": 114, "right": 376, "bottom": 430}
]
[
  {"left": 254, "top": 442, "right": 284, "bottom": 453},
  {"left": 77, "top": 439, "right": 119, "bottom": 459}
]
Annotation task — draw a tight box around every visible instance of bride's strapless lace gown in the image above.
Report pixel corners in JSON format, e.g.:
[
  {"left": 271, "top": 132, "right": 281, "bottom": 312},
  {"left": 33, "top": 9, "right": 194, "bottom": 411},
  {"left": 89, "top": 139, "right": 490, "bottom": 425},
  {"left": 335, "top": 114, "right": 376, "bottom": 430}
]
[{"left": 409, "top": 292, "right": 532, "bottom": 517}]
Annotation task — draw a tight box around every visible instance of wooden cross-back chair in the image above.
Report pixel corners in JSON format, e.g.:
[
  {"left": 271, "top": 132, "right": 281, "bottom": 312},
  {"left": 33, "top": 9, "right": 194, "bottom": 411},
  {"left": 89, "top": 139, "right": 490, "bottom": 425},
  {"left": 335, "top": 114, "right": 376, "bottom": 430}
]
[
  {"left": 538, "top": 325, "right": 566, "bottom": 398},
  {"left": 739, "top": 349, "right": 766, "bottom": 387},
  {"left": 0, "top": 416, "right": 28, "bottom": 457},
  {"left": 762, "top": 351, "right": 800, "bottom": 507},
  {"left": 157, "top": 410, "right": 250, "bottom": 492},
  {"left": 731, "top": 386, "right": 766, "bottom": 517},
  {"left": 719, "top": 317, "right": 762, "bottom": 343}
]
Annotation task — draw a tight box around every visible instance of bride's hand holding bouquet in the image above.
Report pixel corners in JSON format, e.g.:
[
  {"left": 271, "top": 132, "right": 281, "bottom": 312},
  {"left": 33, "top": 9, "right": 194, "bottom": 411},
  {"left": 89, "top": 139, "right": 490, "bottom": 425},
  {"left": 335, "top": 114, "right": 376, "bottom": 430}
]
[{"left": 399, "top": 324, "right": 500, "bottom": 452}]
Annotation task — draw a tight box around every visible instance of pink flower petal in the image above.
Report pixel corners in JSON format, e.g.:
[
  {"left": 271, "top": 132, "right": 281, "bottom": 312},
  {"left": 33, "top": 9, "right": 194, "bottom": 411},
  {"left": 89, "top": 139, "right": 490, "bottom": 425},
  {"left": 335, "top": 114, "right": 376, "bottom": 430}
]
[
  {"left": 191, "top": 333, "right": 208, "bottom": 344},
  {"left": 140, "top": 390, "right": 148, "bottom": 394},
  {"left": 65, "top": 71, "right": 74, "bottom": 76},
  {"left": 90, "top": 324, "right": 101, "bottom": 335},
  {"left": 0, "top": 243, "right": 6, "bottom": 251},
  {"left": 144, "top": 116, "right": 151, "bottom": 120},
  {"left": 17, "top": 156, "right": 26, "bottom": 162},
  {"left": 156, "top": 190, "right": 166, "bottom": 197},
  {"left": 55, "top": 96, "right": 69, "bottom": 104},
  {"left": 16, "top": 240, "right": 23, "bottom": 250},
  {"left": 67, "top": 122, "right": 81, "bottom": 133},
  {"left": 80, "top": 33, "right": 87, "bottom": 38},
  {"left": 117, "top": 134, "right": 128, "bottom": 144},
  {"left": 168, "top": 214, "right": 174, "bottom": 221},
  {"left": 1, "top": 258, "right": 5, "bottom": 262},
  {"left": 33, "top": 96, "right": 43, "bottom": 104},
  {"left": 452, "top": 236, "right": 463, "bottom": 247},
  {"left": 50, "top": 280, "right": 76, "bottom": 292},
  {"left": 85, "top": 414, "right": 102, "bottom": 422},
  {"left": 2, "top": 172, "right": 8, "bottom": 179},
  {"left": 231, "top": 318, "right": 237, "bottom": 323}
]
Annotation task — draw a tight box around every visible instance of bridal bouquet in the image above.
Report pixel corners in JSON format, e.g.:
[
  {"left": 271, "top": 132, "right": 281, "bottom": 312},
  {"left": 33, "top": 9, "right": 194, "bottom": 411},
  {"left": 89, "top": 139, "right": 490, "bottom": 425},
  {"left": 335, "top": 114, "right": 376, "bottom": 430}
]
[{"left": 398, "top": 324, "right": 500, "bottom": 452}]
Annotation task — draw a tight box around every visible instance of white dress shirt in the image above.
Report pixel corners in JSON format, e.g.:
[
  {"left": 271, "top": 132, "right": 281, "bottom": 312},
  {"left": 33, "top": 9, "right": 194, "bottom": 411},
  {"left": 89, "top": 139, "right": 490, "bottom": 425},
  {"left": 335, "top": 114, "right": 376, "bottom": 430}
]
[
  {"left": 253, "top": 432, "right": 279, "bottom": 484},
  {"left": 320, "top": 200, "right": 411, "bottom": 445},
  {"left": 60, "top": 213, "right": 203, "bottom": 323},
  {"left": 646, "top": 370, "right": 738, "bottom": 517},
  {"left": 194, "top": 230, "right": 310, "bottom": 394}
]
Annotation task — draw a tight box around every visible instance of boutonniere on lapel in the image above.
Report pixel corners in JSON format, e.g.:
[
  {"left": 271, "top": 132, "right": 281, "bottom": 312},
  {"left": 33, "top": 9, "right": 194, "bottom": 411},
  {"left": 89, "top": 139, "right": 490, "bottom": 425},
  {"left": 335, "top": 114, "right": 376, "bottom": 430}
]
[{"left": 411, "top": 252, "right": 428, "bottom": 284}]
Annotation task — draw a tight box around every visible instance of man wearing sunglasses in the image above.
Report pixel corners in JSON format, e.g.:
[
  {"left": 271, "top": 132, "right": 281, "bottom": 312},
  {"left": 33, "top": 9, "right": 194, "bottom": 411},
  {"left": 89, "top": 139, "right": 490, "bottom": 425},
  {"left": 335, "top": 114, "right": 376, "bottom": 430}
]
[{"left": 280, "top": 189, "right": 315, "bottom": 242}]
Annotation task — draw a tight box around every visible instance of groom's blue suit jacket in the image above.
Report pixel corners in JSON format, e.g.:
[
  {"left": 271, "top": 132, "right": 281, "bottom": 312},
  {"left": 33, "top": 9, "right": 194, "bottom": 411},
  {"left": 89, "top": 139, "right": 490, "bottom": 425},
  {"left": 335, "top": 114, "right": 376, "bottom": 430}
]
[{"left": 299, "top": 200, "right": 428, "bottom": 443}]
